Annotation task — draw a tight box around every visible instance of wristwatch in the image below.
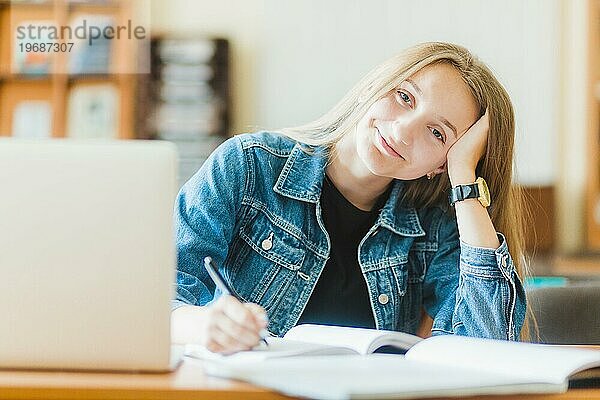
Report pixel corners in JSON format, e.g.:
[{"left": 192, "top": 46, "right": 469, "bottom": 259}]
[{"left": 448, "top": 177, "right": 491, "bottom": 207}]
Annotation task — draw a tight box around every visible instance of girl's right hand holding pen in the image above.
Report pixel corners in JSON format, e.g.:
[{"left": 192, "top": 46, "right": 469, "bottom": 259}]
[
  {"left": 204, "top": 295, "right": 269, "bottom": 353},
  {"left": 171, "top": 296, "right": 268, "bottom": 354}
]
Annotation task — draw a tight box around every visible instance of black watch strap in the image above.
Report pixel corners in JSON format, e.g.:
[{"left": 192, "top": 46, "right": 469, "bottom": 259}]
[{"left": 448, "top": 183, "right": 480, "bottom": 206}]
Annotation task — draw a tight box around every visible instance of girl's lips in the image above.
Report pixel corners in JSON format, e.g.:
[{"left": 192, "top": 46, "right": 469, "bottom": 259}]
[{"left": 376, "top": 128, "right": 405, "bottom": 160}]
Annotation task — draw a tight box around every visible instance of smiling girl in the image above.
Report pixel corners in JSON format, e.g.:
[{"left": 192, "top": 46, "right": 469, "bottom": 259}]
[{"left": 171, "top": 42, "right": 529, "bottom": 353}]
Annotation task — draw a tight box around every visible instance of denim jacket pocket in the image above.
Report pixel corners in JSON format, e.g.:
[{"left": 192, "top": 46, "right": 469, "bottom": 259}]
[{"left": 232, "top": 208, "right": 306, "bottom": 312}]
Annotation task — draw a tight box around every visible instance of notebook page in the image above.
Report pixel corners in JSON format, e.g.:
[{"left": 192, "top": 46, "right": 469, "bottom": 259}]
[
  {"left": 406, "top": 335, "right": 600, "bottom": 384},
  {"left": 203, "top": 354, "right": 565, "bottom": 399}
]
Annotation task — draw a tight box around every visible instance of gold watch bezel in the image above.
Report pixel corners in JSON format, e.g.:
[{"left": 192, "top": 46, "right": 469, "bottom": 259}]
[{"left": 476, "top": 177, "right": 491, "bottom": 208}]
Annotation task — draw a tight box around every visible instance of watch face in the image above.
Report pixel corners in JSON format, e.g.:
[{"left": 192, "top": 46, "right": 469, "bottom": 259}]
[{"left": 476, "top": 177, "right": 491, "bottom": 207}]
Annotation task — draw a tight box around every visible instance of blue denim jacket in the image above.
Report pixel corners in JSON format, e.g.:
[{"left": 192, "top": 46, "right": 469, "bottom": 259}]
[{"left": 173, "top": 132, "right": 526, "bottom": 340}]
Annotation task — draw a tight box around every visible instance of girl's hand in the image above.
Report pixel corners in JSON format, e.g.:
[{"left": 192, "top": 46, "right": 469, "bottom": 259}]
[
  {"left": 171, "top": 296, "right": 268, "bottom": 354},
  {"left": 201, "top": 295, "right": 268, "bottom": 353},
  {"left": 446, "top": 109, "right": 489, "bottom": 185}
]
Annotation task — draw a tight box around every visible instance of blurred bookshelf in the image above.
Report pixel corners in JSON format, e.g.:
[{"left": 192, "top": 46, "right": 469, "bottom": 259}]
[
  {"left": 0, "top": 2, "right": 232, "bottom": 188},
  {"left": 139, "top": 37, "right": 230, "bottom": 187},
  {"left": 554, "top": 0, "right": 600, "bottom": 276},
  {"left": 0, "top": 0, "right": 137, "bottom": 139},
  {"left": 586, "top": 0, "right": 600, "bottom": 252},
  {"left": 585, "top": 0, "right": 600, "bottom": 253}
]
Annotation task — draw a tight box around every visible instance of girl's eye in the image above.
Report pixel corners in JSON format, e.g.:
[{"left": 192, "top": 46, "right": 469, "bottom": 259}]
[
  {"left": 397, "top": 90, "right": 412, "bottom": 105},
  {"left": 431, "top": 128, "right": 445, "bottom": 144}
]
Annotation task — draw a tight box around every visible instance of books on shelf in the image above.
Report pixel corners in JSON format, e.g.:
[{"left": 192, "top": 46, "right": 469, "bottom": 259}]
[
  {"left": 158, "top": 40, "right": 216, "bottom": 64},
  {"left": 150, "top": 38, "right": 228, "bottom": 139},
  {"left": 13, "top": 20, "right": 56, "bottom": 75},
  {"left": 67, "top": 83, "right": 119, "bottom": 139},
  {"left": 154, "top": 102, "right": 221, "bottom": 138},
  {"left": 188, "top": 324, "right": 600, "bottom": 400},
  {"left": 161, "top": 64, "right": 214, "bottom": 82},
  {"left": 145, "top": 37, "right": 230, "bottom": 187},
  {"left": 68, "top": 15, "right": 114, "bottom": 74},
  {"left": 2, "top": 2, "right": 136, "bottom": 140},
  {"left": 159, "top": 81, "right": 215, "bottom": 103},
  {"left": 12, "top": 101, "right": 52, "bottom": 139}
]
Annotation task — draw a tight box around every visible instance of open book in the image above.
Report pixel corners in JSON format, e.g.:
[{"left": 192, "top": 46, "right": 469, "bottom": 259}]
[
  {"left": 186, "top": 324, "right": 600, "bottom": 399},
  {"left": 186, "top": 324, "right": 421, "bottom": 362}
]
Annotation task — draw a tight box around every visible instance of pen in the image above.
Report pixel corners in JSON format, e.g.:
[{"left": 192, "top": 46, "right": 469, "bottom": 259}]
[{"left": 203, "top": 256, "right": 269, "bottom": 347}]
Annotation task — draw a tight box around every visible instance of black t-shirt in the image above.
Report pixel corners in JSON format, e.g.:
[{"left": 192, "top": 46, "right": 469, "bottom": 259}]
[{"left": 296, "top": 174, "right": 390, "bottom": 329}]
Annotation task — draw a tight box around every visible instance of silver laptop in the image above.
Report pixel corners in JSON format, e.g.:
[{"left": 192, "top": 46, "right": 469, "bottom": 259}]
[{"left": 0, "top": 139, "right": 181, "bottom": 371}]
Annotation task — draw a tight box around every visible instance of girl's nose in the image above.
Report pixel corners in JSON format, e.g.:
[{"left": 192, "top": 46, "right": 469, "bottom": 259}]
[{"left": 392, "top": 118, "right": 417, "bottom": 146}]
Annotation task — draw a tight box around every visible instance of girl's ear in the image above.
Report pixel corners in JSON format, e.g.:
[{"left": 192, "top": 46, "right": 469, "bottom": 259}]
[{"left": 432, "top": 162, "right": 447, "bottom": 175}]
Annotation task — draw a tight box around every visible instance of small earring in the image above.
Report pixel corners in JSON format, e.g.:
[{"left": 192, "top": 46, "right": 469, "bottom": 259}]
[{"left": 426, "top": 172, "right": 435, "bottom": 180}]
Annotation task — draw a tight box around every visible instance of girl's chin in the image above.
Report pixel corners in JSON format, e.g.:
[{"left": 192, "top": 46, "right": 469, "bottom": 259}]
[
  {"left": 363, "top": 155, "right": 422, "bottom": 180},
  {"left": 363, "top": 156, "right": 400, "bottom": 178}
]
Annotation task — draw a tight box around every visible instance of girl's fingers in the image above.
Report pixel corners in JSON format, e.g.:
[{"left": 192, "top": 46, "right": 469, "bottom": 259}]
[
  {"left": 220, "top": 296, "right": 262, "bottom": 330},
  {"left": 243, "top": 303, "right": 269, "bottom": 328},
  {"left": 208, "top": 324, "right": 249, "bottom": 353},
  {"left": 214, "top": 311, "right": 261, "bottom": 348},
  {"left": 205, "top": 296, "right": 263, "bottom": 352}
]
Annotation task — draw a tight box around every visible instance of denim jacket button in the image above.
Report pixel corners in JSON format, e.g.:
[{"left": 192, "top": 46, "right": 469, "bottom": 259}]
[
  {"left": 261, "top": 232, "right": 274, "bottom": 251},
  {"left": 378, "top": 293, "right": 389, "bottom": 305}
]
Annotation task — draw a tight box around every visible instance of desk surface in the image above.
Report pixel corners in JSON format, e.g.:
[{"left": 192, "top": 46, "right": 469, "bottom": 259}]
[
  {"left": 0, "top": 357, "right": 599, "bottom": 400},
  {"left": 0, "top": 357, "right": 279, "bottom": 400}
]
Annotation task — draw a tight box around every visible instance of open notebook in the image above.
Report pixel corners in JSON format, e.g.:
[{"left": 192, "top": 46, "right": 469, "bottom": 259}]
[{"left": 186, "top": 324, "right": 600, "bottom": 399}]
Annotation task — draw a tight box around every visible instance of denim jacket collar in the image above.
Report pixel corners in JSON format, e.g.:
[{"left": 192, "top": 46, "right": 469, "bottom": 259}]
[{"left": 273, "top": 143, "right": 425, "bottom": 237}]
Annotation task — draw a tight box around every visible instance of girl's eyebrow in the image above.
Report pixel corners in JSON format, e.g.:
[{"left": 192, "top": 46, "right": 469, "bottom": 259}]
[
  {"left": 405, "top": 79, "right": 422, "bottom": 96},
  {"left": 405, "top": 78, "right": 457, "bottom": 138},
  {"left": 440, "top": 117, "right": 457, "bottom": 138}
]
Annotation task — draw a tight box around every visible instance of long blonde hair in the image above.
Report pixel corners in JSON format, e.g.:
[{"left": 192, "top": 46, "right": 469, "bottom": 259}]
[{"left": 277, "top": 42, "right": 534, "bottom": 341}]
